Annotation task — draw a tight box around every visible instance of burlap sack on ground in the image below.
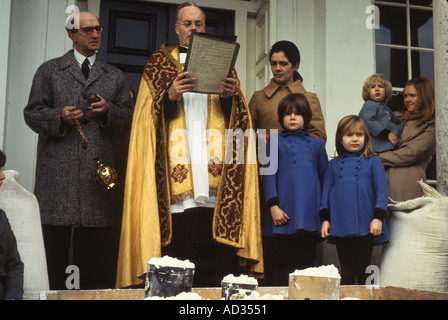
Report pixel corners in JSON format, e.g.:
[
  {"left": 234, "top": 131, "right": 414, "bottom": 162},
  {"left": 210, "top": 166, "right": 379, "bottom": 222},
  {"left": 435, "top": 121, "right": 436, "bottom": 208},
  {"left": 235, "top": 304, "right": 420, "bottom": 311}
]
[
  {"left": 0, "top": 170, "right": 49, "bottom": 299},
  {"left": 380, "top": 181, "right": 448, "bottom": 293}
]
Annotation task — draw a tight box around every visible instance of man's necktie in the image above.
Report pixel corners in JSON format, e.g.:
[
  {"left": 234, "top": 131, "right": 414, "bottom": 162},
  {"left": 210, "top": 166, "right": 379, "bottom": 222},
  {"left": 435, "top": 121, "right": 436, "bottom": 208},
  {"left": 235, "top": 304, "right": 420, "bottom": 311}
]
[{"left": 82, "top": 58, "right": 90, "bottom": 79}]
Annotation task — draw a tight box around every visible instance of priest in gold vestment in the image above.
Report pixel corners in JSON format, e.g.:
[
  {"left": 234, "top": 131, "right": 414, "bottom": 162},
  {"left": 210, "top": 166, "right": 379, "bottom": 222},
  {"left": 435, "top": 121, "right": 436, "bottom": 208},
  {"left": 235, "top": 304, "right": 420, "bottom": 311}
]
[{"left": 116, "top": 2, "right": 263, "bottom": 288}]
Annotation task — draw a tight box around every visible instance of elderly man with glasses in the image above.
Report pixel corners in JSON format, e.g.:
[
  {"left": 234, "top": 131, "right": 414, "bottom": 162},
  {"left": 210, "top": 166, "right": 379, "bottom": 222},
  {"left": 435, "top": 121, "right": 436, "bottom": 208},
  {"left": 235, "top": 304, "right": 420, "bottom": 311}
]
[
  {"left": 24, "top": 11, "right": 133, "bottom": 290},
  {"left": 116, "top": 2, "right": 263, "bottom": 289}
]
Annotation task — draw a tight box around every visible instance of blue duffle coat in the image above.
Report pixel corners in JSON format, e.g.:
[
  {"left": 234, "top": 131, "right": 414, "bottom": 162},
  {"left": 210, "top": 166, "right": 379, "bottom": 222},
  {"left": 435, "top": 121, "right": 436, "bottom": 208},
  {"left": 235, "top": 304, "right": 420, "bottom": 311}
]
[
  {"left": 358, "top": 99, "right": 403, "bottom": 153},
  {"left": 319, "top": 153, "right": 390, "bottom": 244},
  {"left": 262, "top": 130, "right": 328, "bottom": 236}
]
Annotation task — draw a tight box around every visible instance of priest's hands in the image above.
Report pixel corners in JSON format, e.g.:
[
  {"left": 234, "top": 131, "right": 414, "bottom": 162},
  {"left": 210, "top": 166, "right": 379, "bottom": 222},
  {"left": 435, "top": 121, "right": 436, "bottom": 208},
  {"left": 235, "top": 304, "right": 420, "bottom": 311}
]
[
  {"left": 221, "top": 77, "right": 236, "bottom": 100},
  {"left": 168, "top": 72, "right": 237, "bottom": 101},
  {"left": 168, "top": 72, "right": 197, "bottom": 101}
]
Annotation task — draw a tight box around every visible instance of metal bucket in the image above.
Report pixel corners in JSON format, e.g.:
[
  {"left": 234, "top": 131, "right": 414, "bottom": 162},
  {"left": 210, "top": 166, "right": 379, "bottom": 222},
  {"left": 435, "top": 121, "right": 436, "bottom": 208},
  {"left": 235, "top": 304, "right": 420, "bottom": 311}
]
[
  {"left": 221, "top": 280, "right": 258, "bottom": 300},
  {"left": 145, "top": 263, "right": 195, "bottom": 298}
]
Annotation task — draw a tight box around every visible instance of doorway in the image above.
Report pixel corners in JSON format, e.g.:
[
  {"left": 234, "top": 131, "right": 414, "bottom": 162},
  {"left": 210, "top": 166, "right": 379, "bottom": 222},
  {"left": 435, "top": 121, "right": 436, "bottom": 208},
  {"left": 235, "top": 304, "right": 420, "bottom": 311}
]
[{"left": 98, "top": 0, "right": 235, "bottom": 94}]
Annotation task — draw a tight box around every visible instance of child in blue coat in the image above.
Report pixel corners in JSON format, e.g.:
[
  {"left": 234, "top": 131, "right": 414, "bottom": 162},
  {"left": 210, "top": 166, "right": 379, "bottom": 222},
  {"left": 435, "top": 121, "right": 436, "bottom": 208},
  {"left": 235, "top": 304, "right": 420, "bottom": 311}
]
[
  {"left": 320, "top": 115, "right": 389, "bottom": 285},
  {"left": 262, "top": 93, "right": 328, "bottom": 285},
  {"left": 358, "top": 74, "right": 403, "bottom": 153}
]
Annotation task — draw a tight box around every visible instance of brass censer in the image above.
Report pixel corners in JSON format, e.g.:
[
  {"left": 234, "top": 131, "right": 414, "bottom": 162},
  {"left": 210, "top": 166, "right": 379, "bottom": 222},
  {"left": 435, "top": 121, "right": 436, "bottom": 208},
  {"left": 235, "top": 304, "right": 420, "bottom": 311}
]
[
  {"left": 75, "top": 93, "right": 118, "bottom": 190},
  {"left": 95, "top": 159, "right": 118, "bottom": 190}
]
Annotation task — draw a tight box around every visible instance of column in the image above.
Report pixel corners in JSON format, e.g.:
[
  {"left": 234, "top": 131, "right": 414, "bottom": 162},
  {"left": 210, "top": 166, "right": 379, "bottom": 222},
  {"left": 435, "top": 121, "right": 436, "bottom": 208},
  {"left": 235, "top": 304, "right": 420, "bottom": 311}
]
[
  {"left": 434, "top": 0, "right": 448, "bottom": 196},
  {"left": 0, "top": 0, "right": 12, "bottom": 150}
]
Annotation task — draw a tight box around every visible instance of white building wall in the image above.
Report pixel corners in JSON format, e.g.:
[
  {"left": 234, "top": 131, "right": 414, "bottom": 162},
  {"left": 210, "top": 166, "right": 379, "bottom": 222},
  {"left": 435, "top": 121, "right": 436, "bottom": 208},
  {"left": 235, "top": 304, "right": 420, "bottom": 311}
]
[
  {"left": 4, "top": 0, "right": 69, "bottom": 192},
  {"left": 320, "top": 0, "right": 376, "bottom": 157}
]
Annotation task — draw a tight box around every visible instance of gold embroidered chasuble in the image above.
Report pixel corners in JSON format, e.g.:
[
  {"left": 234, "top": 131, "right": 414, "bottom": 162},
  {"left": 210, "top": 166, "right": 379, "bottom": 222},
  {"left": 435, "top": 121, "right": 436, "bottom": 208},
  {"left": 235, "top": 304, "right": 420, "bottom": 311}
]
[
  {"left": 168, "top": 91, "right": 225, "bottom": 204},
  {"left": 116, "top": 43, "right": 263, "bottom": 288}
]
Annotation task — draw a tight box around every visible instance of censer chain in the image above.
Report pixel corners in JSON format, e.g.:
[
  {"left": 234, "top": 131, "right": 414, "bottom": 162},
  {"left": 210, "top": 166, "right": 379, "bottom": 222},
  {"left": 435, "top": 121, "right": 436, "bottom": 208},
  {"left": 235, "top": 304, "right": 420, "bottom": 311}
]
[{"left": 75, "top": 119, "right": 99, "bottom": 161}]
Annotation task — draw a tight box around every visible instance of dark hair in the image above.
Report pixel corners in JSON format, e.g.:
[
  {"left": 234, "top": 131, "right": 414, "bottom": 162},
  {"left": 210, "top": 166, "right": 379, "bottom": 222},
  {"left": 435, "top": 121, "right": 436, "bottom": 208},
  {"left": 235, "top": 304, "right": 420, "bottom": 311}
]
[
  {"left": 269, "top": 40, "right": 303, "bottom": 83},
  {"left": 175, "top": 1, "right": 206, "bottom": 22},
  {"left": 277, "top": 94, "right": 312, "bottom": 131},
  {"left": 0, "top": 150, "right": 5, "bottom": 168}
]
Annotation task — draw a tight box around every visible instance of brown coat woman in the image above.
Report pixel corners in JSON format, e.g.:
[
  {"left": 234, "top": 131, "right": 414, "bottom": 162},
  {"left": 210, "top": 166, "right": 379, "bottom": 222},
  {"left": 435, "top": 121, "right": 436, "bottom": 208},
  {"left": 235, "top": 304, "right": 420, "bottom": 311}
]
[
  {"left": 249, "top": 41, "right": 326, "bottom": 144},
  {"left": 380, "top": 77, "right": 436, "bottom": 202}
]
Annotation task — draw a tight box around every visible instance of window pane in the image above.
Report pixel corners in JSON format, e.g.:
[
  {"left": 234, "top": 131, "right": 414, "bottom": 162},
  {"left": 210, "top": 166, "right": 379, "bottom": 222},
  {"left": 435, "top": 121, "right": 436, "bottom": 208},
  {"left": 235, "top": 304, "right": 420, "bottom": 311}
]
[
  {"left": 375, "top": 5, "right": 407, "bottom": 46},
  {"left": 411, "top": 50, "right": 434, "bottom": 83},
  {"left": 376, "top": 46, "right": 409, "bottom": 88},
  {"left": 377, "top": 0, "right": 406, "bottom": 4},
  {"left": 409, "top": 0, "right": 433, "bottom": 7},
  {"left": 388, "top": 91, "right": 404, "bottom": 112},
  {"left": 410, "top": 9, "right": 433, "bottom": 48}
]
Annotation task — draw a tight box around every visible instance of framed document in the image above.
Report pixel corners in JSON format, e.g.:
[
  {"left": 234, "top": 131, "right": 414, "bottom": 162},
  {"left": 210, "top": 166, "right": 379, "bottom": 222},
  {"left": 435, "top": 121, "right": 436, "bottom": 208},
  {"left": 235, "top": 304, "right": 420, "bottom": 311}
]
[{"left": 184, "top": 32, "right": 240, "bottom": 94}]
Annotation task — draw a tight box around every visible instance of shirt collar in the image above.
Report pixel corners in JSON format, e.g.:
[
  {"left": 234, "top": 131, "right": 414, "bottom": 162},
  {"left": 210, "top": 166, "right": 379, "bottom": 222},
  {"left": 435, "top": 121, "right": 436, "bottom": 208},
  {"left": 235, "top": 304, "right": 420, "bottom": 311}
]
[
  {"left": 73, "top": 49, "right": 96, "bottom": 68},
  {"left": 280, "top": 129, "right": 309, "bottom": 137}
]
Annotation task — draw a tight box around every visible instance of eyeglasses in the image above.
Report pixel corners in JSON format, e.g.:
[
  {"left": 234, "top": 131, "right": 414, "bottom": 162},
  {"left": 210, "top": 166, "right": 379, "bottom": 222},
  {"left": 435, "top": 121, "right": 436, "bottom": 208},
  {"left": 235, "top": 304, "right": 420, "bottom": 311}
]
[
  {"left": 74, "top": 26, "right": 104, "bottom": 35},
  {"left": 179, "top": 20, "right": 205, "bottom": 28}
]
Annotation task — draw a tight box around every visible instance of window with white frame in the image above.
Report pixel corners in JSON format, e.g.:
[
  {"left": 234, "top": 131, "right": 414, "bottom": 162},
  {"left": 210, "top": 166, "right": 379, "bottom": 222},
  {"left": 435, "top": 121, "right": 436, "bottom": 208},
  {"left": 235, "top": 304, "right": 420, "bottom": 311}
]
[
  {"left": 374, "top": 0, "right": 435, "bottom": 183},
  {"left": 375, "top": 0, "right": 433, "bottom": 101}
]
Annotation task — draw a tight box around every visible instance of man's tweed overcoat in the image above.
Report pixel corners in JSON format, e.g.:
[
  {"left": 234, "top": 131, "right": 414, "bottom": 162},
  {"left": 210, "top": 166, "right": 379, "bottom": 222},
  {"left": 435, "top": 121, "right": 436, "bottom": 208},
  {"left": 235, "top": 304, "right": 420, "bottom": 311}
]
[{"left": 24, "top": 50, "right": 133, "bottom": 227}]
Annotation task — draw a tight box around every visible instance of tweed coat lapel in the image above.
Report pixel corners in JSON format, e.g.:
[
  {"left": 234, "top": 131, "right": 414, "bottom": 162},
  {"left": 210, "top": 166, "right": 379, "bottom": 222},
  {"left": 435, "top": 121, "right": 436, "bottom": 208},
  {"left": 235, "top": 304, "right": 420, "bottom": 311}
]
[
  {"left": 59, "top": 50, "right": 87, "bottom": 86},
  {"left": 59, "top": 50, "right": 106, "bottom": 88},
  {"left": 86, "top": 57, "right": 108, "bottom": 87}
]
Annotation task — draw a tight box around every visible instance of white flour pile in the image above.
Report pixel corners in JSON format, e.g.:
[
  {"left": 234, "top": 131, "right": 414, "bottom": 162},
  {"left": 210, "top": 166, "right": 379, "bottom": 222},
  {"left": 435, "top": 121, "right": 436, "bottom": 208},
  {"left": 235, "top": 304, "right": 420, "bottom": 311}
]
[
  {"left": 241, "top": 291, "right": 285, "bottom": 300},
  {"left": 291, "top": 265, "right": 341, "bottom": 278},
  {"left": 144, "top": 292, "right": 203, "bottom": 300},
  {"left": 148, "top": 256, "right": 195, "bottom": 269},
  {"left": 221, "top": 274, "right": 258, "bottom": 285},
  {"left": 222, "top": 274, "right": 259, "bottom": 300}
]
